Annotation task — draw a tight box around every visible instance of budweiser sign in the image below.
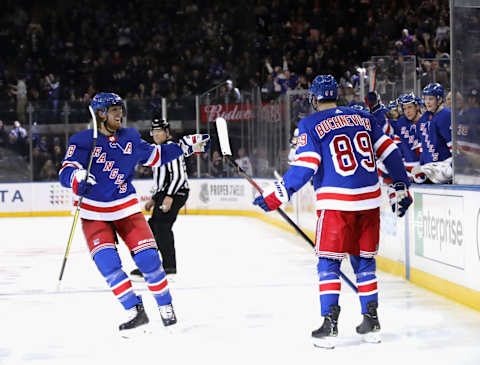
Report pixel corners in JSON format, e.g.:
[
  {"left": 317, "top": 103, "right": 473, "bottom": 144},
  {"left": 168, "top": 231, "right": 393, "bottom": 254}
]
[{"left": 201, "top": 104, "right": 254, "bottom": 122}]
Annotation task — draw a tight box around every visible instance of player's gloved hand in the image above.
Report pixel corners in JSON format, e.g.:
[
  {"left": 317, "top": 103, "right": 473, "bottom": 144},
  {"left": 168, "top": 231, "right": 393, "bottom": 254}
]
[
  {"left": 421, "top": 160, "right": 453, "bottom": 184},
  {"left": 411, "top": 164, "right": 427, "bottom": 184},
  {"left": 71, "top": 169, "right": 96, "bottom": 195},
  {"left": 179, "top": 134, "right": 210, "bottom": 157},
  {"left": 253, "top": 180, "right": 290, "bottom": 212},
  {"left": 387, "top": 182, "right": 412, "bottom": 217}
]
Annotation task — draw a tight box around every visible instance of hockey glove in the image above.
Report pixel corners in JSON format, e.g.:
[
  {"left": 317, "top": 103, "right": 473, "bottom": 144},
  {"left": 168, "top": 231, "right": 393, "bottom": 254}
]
[
  {"left": 71, "top": 169, "right": 96, "bottom": 196},
  {"left": 421, "top": 159, "right": 453, "bottom": 184},
  {"left": 253, "top": 180, "right": 290, "bottom": 212},
  {"left": 387, "top": 182, "right": 412, "bottom": 217},
  {"left": 179, "top": 134, "right": 210, "bottom": 157}
]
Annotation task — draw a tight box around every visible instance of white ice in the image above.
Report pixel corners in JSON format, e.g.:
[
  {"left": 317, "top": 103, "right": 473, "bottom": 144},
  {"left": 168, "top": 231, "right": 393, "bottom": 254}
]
[{"left": 1, "top": 215, "right": 480, "bottom": 365}]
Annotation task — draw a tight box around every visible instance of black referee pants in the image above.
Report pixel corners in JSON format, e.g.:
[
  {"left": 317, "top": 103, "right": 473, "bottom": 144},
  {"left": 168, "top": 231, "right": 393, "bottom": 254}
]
[{"left": 148, "top": 191, "right": 189, "bottom": 273}]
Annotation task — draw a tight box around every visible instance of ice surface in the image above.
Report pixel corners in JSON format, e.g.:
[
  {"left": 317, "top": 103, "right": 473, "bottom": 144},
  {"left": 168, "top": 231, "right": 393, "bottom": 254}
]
[{"left": 1, "top": 215, "right": 480, "bottom": 365}]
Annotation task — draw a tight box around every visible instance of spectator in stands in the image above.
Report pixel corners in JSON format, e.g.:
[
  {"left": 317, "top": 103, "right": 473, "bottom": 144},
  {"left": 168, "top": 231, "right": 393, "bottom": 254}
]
[
  {"left": 45, "top": 74, "right": 60, "bottom": 114},
  {"left": 225, "top": 80, "right": 241, "bottom": 102},
  {"left": 198, "top": 152, "right": 211, "bottom": 178},
  {"left": 435, "top": 18, "right": 450, "bottom": 42},
  {"left": 0, "top": 0, "right": 452, "bottom": 130},
  {"left": 32, "top": 146, "right": 47, "bottom": 180},
  {"left": 39, "top": 159, "right": 57, "bottom": 181},
  {"left": 37, "top": 135, "right": 49, "bottom": 153},
  {"left": 8, "top": 121, "right": 28, "bottom": 157},
  {"left": 445, "top": 91, "right": 464, "bottom": 114},
  {"left": 210, "top": 150, "right": 226, "bottom": 177},
  {"left": 9, "top": 77, "right": 28, "bottom": 123},
  {"left": 235, "top": 147, "right": 253, "bottom": 176}
]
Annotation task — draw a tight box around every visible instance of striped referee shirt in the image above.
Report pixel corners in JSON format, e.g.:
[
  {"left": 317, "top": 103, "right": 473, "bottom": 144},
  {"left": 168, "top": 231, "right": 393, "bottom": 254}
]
[{"left": 153, "top": 140, "right": 189, "bottom": 196}]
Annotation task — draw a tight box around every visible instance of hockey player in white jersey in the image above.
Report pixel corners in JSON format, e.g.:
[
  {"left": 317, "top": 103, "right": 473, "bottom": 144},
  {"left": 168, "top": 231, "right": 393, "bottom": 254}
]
[
  {"left": 253, "top": 76, "right": 412, "bottom": 348},
  {"left": 59, "top": 93, "right": 209, "bottom": 333}
]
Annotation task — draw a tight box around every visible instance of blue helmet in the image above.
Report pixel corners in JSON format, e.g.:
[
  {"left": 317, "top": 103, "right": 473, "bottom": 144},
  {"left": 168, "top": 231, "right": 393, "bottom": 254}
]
[
  {"left": 90, "top": 92, "right": 124, "bottom": 114},
  {"left": 397, "top": 92, "right": 418, "bottom": 107},
  {"left": 350, "top": 104, "right": 369, "bottom": 112},
  {"left": 386, "top": 99, "right": 399, "bottom": 111},
  {"left": 422, "top": 83, "right": 444, "bottom": 100},
  {"left": 309, "top": 75, "right": 338, "bottom": 105},
  {"left": 415, "top": 96, "right": 424, "bottom": 106}
]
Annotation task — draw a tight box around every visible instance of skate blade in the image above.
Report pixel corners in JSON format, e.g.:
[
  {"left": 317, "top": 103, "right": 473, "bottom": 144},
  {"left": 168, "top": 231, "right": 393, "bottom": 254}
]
[
  {"left": 119, "top": 324, "right": 151, "bottom": 339},
  {"left": 312, "top": 336, "right": 336, "bottom": 349},
  {"left": 362, "top": 331, "right": 381, "bottom": 344}
]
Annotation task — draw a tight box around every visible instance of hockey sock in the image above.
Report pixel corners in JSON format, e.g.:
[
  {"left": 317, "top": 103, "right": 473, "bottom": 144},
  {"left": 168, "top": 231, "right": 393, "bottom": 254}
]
[
  {"left": 317, "top": 257, "right": 341, "bottom": 316},
  {"left": 350, "top": 255, "right": 378, "bottom": 314},
  {"left": 94, "top": 248, "right": 139, "bottom": 310},
  {"left": 133, "top": 249, "right": 172, "bottom": 306}
]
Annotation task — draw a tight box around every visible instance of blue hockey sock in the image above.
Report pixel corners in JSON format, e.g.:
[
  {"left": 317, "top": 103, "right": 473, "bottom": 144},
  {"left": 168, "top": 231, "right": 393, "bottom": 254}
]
[
  {"left": 94, "top": 248, "right": 139, "bottom": 310},
  {"left": 350, "top": 255, "right": 378, "bottom": 314},
  {"left": 317, "top": 257, "right": 342, "bottom": 316},
  {"left": 133, "top": 249, "right": 172, "bottom": 306}
]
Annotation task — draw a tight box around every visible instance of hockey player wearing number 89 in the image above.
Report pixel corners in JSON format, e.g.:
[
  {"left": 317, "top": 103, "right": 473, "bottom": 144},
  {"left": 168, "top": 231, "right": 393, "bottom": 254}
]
[
  {"left": 59, "top": 92, "right": 210, "bottom": 333},
  {"left": 253, "top": 75, "right": 412, "bottom": 349}
]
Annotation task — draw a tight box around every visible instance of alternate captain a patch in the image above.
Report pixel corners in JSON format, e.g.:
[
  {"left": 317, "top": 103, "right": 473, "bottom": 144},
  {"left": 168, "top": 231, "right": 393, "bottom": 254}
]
[{"left": 124, "top": 142, "right": 133, "bottom": 154}]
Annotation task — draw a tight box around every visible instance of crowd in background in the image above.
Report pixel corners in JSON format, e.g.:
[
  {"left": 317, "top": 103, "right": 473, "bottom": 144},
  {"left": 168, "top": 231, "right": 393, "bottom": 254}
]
[{"left": 0, "top": 0, "right": 451, "bottom": 181}]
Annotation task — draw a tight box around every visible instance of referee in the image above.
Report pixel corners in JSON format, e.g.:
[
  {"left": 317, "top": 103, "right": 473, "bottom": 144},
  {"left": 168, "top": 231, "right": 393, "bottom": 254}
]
[{"left": 131, "top": 116, "right": 189, "bottom": 279}]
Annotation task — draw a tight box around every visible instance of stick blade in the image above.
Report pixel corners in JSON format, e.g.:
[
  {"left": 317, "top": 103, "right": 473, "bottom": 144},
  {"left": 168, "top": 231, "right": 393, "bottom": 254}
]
[{"left": 215, "top": 117, "right": 232, "bottom": 156}]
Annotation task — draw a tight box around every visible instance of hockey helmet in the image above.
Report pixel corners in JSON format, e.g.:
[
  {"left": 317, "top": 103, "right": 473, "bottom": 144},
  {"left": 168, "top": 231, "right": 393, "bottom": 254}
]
[
  {"left": 90, "top": 93, "right": 124, "bottom": 114},
  {"left": 386, "top": 99, "right": 399, "bottom": 111},
  {"left": 150, "top": 113, "right": 169, "bottom": 136},
  {"left": 398, "top": 92, "right": 419, "bottom": 110},
  {"left": 351, "top": 104, "right": 370, "bottom": 112},
  {"left": 422, "top": 83, "right": 444, "bottom": 100},
  {"left": 309, "top": 75, "right": 338, "bottom": 105}
]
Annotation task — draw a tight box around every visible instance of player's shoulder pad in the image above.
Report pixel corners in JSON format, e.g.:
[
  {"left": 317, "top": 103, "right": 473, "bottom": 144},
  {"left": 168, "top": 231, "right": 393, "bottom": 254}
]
[
  {"left": 119, "top": 127, "right": 141, "bottom": 139},
  {"left": 419, "top": 111, "right": 431, "bottom": 122},
  {"left": 438, "top": 107, "right": 451, "bottom": 117},
  {"left": 69, "top": 129, "right": 94, "bottom": 147}
]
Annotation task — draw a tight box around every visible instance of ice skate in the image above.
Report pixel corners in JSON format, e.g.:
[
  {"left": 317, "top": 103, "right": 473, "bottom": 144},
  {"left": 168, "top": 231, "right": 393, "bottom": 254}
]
[
  {"left": 312, "top": 304, "right": 340, "bottom": 349},
  {"left": 159, "top": 303, "right": 177, "bottom": 327},
  {"left": 356, "top": 301, "right": 381, "bottom": 343},
  {"left": 119, "top": 298, "right": 149, "bottom": 336}
]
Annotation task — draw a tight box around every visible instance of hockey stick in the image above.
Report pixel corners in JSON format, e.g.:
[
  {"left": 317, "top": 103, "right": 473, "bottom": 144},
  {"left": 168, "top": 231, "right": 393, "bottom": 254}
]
[
  {"left": 58, "top": 106, "right": 98, "bottom": 284},
  {"left": 215, "top": 118, "right": 357, "bottom": 293}
]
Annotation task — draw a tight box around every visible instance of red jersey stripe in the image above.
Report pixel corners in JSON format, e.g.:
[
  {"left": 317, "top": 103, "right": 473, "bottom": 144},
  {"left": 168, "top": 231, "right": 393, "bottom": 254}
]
[
  {"left": 295, "top": 156, "right": 320, "bottom": 166},
  {"left": 148, "top": 279, "right": 168, "bottom": 292},
  {"left": 316, "top": 188, "right": 381, "bottom": 202},
  {"left": 113, "top": 280, "right": 132, "bottom": 296},
  {"left": 319, "top": 282, "right": 341, "bottom": 292},
  {"left": 147, "top": 149, "right": 160, "bottom": 167},
  {"left": 357, "top": 281, "right": 378, "bottom": 293},
  {"left": 75, "top": 198, "right": 139, "bottom": 212},
  {"left": 376, "top": 139, "right": 394, "bottom": 158}
]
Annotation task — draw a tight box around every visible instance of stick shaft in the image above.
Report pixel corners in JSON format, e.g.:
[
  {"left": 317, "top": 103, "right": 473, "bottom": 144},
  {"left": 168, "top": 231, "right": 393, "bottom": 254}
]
[
  {"left": 58, "top": 199, "right": 82, "bottom": 281},
  {"left": 58, "top": 107, "right": 98, "bottom": 283},
  {"left": 226, "top": 156, "right": 358, "bottom": 293}
]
